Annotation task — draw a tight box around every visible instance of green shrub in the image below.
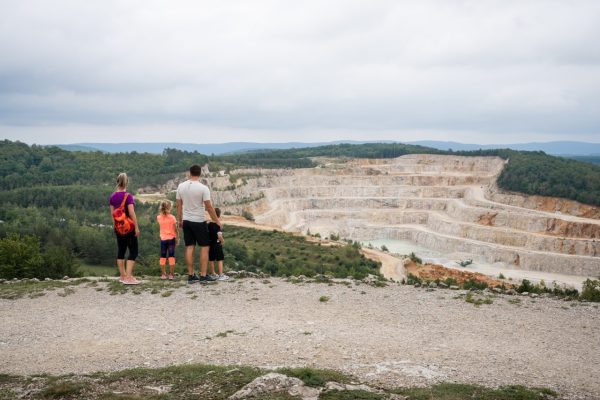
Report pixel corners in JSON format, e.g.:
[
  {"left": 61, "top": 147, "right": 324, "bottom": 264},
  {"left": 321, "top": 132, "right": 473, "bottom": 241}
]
[
  {"left": 406, "top": 273, "right": 422, "bottom": 285},
  {"left": 409, "top": 252, "right": 422, "bottom": 264},
  {"left": 241, "top": 210, "right": 254, "bottom": 221},
  {"left": 463, "top": 279, "right": 487, "bottom": 290},
  {"left": 581, "top": 279, "right": 600, "bottom": 302}
]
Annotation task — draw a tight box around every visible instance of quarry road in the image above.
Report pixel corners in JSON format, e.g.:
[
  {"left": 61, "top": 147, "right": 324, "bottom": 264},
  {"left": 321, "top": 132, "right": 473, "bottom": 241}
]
[{"left": 1, "top": 279, "right": 598, "bottom": 399}]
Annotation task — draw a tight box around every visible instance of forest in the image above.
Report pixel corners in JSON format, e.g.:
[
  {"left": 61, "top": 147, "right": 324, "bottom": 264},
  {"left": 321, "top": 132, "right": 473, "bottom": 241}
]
[{"left": 1, "top": 139, "right": 599, "bottom": 279}]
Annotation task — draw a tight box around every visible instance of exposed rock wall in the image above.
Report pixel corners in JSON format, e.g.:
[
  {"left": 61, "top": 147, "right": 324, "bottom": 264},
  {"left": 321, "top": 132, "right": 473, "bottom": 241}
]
[{"left": 209, "top": 154, "right": 600, "bottom": 276}]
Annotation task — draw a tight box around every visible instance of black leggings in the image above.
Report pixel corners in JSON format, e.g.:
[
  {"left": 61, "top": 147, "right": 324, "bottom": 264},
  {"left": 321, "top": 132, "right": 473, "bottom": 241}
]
[{"left": 116, "top": 231, "right": 138, "bottom": 261}]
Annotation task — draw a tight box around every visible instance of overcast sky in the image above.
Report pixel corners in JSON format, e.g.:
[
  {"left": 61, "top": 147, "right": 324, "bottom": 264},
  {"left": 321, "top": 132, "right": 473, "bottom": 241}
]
[{"left": 1, "top": 0, "right": 599, "bottom": 145}]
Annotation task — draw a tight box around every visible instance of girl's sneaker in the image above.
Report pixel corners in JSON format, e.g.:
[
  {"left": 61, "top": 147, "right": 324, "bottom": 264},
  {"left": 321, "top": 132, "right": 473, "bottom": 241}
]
[
  {"left": 217, "top": 274, "right": 230, "bottom": 281},
  {"left": 119, "top": 276, "right": 126, "bottom": 283},
  {"left": 160, "top": 274, "right": 167, "bottom": 280},
  {"left": 168, "top": 274, "right": 174, "bottom": 280}
]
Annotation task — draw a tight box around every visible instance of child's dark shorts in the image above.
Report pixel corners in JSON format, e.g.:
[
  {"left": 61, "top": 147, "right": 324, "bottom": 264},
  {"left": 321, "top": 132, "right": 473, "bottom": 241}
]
[{"left": 209, "top": 242, "right": 224, "bottom": 262}]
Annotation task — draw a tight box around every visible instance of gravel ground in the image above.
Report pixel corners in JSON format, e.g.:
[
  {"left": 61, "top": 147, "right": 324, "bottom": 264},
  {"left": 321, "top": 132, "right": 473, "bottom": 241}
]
[{"left": 0, "top": 278, "right": 599, "bottom": 399}]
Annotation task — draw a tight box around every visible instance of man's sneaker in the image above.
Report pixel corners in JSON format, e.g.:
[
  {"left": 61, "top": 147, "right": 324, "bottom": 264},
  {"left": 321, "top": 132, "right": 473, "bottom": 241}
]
[
  {"left": 217, "top": 274, "right": 230, "bottom": 281},
  {"left": 187, "top": 274, "right": 200, "bottom": 284},
  {"left": 199, "top": 274, "right": 217, "bottom": 283}
]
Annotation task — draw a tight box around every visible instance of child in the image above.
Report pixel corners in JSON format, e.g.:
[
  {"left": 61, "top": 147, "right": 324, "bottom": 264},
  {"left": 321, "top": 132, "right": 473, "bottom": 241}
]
[
  {"left": 208, "top": 208, "right": 229, "bottom": 280},
  {"left": 157, "top": 200, "right": 179, "bottom": 280}
]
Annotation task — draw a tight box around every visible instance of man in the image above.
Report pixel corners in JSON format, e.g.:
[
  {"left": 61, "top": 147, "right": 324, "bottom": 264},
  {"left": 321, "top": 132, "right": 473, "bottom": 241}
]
[{"left": 176, "top": 164, "right": 222, "bottom": 284}]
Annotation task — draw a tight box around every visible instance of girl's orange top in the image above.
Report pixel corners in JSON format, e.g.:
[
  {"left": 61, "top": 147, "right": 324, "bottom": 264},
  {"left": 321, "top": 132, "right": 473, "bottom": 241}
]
[{"left": 157, "top": 214, "right": 177, "bottom": 240}]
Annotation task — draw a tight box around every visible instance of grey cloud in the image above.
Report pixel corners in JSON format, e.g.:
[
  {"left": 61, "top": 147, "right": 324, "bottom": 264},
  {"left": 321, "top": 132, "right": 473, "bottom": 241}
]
[{"left": 0, "top": 0, "right": 599, "bottom": 143}]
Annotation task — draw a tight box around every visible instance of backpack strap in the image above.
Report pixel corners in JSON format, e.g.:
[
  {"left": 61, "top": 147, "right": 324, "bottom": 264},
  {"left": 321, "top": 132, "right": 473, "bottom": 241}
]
[{"left": 119, "top": 193, "right": 129, "bottom": 210}]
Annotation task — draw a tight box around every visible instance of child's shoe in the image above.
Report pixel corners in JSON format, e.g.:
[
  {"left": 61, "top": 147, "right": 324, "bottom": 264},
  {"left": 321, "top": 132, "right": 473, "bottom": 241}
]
[
  {"left": 217, "top": 274, "right": 230, "bottom": 281},
  {"left": 160, "top": 274, "right": 167, "bottom": 280},
  {"left": 168, "top": 274, "right": 174, "bottom": 280}
]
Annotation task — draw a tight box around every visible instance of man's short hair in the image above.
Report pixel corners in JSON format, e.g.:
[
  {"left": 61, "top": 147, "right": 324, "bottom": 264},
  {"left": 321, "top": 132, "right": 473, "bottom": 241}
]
[{"left": 189, "top": 164, "right": 202, "bottom": 177}]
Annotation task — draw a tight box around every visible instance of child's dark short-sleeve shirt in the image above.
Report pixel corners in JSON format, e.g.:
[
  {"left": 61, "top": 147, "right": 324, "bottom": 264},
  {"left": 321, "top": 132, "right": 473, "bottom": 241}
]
[{"left": 208, "top": 222, "right": 221, "bottom": 243}]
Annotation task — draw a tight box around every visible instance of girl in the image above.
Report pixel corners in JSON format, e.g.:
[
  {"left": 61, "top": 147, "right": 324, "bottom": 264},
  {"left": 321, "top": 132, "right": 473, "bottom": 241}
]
[
  {"left": 109, "top": 172, "right": 141, "bottom": 285},
  {"left": 157, "top": 200, "right": 179, "bottom": 280}
]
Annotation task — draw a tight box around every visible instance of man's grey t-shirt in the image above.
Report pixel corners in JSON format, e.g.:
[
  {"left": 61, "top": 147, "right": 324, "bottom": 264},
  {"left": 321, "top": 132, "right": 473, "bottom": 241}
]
[{"left": 176, "top": 180, "right": 211, "bottom": 223}]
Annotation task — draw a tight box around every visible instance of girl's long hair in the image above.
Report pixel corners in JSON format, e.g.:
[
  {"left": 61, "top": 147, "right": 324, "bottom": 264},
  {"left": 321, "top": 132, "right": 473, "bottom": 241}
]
[{"left": 159, "top": 200, "right": 172, "bottom": 216}]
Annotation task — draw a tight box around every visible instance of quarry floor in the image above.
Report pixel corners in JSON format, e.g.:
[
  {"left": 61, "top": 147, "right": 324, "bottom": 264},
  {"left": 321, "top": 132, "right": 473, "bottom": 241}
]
[{"left": 1, "top": 278, "right": 599, "bottom": 399}]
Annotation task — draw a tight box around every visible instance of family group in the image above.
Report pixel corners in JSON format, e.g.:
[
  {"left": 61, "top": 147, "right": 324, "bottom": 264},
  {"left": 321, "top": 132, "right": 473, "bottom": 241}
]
[{"left": 108, "top": 164, "right": 228, "bottom": 285}]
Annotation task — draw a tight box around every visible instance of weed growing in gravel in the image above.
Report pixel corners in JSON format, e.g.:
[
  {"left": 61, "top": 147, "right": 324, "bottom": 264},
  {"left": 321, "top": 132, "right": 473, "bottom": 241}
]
[
  {"left": 508, "top": 298, "right": 522, "bottom": 305},
  {"left": 319, "top": 295, "right": 330, "bottom": 302},
  {"left": 465, "top": 292, "right": 493, "bottom": 306}
]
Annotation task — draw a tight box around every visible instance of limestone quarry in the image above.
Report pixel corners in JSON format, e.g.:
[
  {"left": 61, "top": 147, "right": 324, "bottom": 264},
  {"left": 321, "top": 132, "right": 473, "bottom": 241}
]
[{"left": 205, "top": 154, "right": 600, "bottom": 280}]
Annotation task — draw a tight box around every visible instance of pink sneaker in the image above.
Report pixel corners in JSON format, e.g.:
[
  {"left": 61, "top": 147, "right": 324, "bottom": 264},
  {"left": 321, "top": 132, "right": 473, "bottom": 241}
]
[
  {"left": 160, "top": 274, "right": 167, "bottom": 280},
  {"left": 123, "top": 277, "right": 141, "bottom": 285},
  {"left": 168, "top": 274, "right": 174, "bottom": 280}
]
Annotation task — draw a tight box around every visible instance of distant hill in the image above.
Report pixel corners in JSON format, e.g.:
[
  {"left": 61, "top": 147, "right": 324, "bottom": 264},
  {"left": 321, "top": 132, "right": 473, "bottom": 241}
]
[
  {"left": 59, "top": 140, "right": 600, "bottom": 156},
  {"left": 58, "top": 141, "right": 375, "bottom": 155},
  {"left": 406, "top": 140, "right": 600, "bottom": 156}
]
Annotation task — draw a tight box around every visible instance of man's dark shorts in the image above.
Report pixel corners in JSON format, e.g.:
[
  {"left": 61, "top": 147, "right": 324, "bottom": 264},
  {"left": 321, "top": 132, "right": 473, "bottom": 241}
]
[
  {"left": 209, "top": 242, "right": 224, "bottom": 261},
  {"left": 182, "top": 220, "right": 210, "bottom": 247}
]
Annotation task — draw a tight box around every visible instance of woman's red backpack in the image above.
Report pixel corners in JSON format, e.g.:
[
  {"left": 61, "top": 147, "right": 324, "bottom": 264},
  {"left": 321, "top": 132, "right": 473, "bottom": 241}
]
[{"left": 112, "top": 193, "right": 135, "bottom": 235}]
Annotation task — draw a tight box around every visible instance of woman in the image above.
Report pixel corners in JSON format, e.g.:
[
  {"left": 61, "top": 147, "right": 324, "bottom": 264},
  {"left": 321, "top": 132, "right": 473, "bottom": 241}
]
[{"left": 109, "top": 172, "right": 141, "bottom": 285}]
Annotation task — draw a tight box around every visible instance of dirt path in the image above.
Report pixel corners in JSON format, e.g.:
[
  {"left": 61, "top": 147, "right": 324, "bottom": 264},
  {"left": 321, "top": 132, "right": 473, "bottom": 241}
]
[{"left": 0, "top": 280, "right": 598, "bottom": 399}]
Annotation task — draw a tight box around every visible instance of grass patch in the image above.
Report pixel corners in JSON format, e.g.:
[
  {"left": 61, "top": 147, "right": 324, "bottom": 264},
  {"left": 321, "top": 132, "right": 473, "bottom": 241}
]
[
  {"left": 106, "top": 278, "right": 186, "bottom": 296},
  {"left": 78, "top": 263, "right": 116, "bottom": 277},
  {"left": 97, "top": 363, "right": 264, "bottom": 398},
  {"left": 319, "top": 296, "right": 330, "bottom": 302},
  {"left": 277, "top": 367, "right": 351, "bottom": 387},
  {"left": 0, "top": 365, "right": 559, "bottom": 400},
  {"left": 0, "top": 279, "right": 89, "bottom": 300},
  {"left": 394, "top": 383, "right": 556, "bottom": 400},
  {"left": 57, "top": 287, "right": 76, "bottom": 297},
  {"left": 508, "top": 298, "right": 522, "bottom": 305},
  {"left": 39, "top": 381, "right": 86, "bottom": 398},
  {"left": 320, "top": 390, "right": 384, "bottom": 399},
  {"left": 465, "top": 292, "right": 494, "bottom": 306}
]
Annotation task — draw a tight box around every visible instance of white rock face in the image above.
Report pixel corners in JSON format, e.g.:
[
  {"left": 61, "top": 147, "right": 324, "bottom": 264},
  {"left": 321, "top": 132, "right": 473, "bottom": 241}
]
[{"left": 210, "top": 154, "right": 600, "bottom": 276}]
